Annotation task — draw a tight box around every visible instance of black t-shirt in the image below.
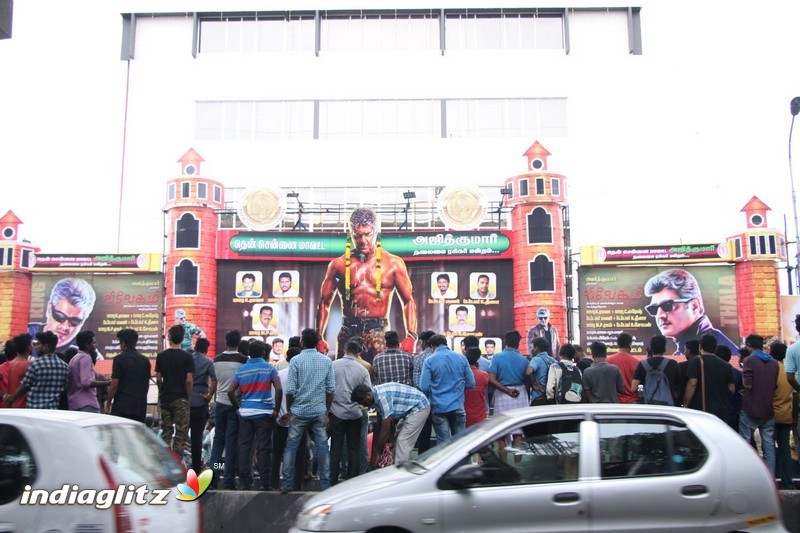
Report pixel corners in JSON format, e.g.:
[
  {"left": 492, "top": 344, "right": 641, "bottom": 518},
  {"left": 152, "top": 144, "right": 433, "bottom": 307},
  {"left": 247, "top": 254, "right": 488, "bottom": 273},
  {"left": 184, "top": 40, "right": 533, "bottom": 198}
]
[
  {"left": 111, "top": 349, "right": 152, "bottom": 419},
  {"left": 155, "top": 348, "right": 195, "bottom": 403},
  {"left": 686, "top": 354, "right": 733, "bottom": 421},
  {"left": 576, "top": 358, "right": 593, "bottom": 373}
]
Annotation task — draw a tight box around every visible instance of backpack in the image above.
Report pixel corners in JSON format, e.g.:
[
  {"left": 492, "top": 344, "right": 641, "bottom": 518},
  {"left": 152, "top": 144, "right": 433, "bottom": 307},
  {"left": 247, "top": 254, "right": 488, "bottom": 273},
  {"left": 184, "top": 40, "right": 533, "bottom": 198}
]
[
  {"left": 640, "top": 358, "right": 674, "bottom": 406},
  {"left": 555, "top": 362, "right": 584, "bottom": 404}
]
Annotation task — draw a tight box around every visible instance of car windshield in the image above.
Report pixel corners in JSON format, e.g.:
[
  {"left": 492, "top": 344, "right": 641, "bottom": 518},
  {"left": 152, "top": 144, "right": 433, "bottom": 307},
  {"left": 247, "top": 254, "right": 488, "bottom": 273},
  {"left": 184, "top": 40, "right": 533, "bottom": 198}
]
[
  {"left": 414, "top": 415, "right": 510, "bottom": 468},
  {"left": 88, "top": 424, "right": 185, "bottom": 488}
]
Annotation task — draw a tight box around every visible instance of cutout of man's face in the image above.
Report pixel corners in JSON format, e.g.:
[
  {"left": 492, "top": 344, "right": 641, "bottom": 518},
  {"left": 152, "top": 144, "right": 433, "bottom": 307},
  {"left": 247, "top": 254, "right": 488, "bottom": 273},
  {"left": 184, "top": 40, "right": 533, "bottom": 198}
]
[
  {"left": 272, "top": 340, "right": 284, "bottom": 356},
  {"left": 352, "top": 225, "right": 375, "bottom": 256},
  {"left": 648, "top": 288, "right": 698, "bottom": 338},
  {"left": 438, "top": 277, "right": 450, "bottom": 294},
  {"left": 242, "top": 276, "right": 255, "bottom": 292},
  {"left": 279, "top": 276, "right": 292, "bottom": 293},
  {"left": 485, "top": 342, "right": 496, "bottom": 356},
  {"left": 45, "top": 299, "right": 86, "bottom": 349},
  {"left": 477, "top": 276, "right": 490, "bottom": 297},
  {"left": 260, "top": 309, "right": 273, "bottom": 329},
  {"left": 456, "top": 310, "right": 468, "bottom": 325}
]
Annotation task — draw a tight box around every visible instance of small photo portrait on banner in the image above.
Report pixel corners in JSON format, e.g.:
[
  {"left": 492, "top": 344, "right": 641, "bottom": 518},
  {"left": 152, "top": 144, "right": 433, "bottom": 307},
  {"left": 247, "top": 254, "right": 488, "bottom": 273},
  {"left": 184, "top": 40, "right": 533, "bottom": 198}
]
[
  {"left": 470, "top": 272, "right": 496, "bottom": 300},
  {"left": 449, "top": 304, "right": 476, "bottom": 333},
  {"left": 236, "top": 271, "right": 263, "bottom": 298},
  {"left": 252, "top": 304, "right": 278, "bottom": 331},
  {"left": 273, "top": 270, "right": 300, "bottom": 298},
  {"left": 481, "top": 337, "right": 501, "bottom": 357},
  {"left": 431, "top": 272, "right": 458, "bottom": 299}
]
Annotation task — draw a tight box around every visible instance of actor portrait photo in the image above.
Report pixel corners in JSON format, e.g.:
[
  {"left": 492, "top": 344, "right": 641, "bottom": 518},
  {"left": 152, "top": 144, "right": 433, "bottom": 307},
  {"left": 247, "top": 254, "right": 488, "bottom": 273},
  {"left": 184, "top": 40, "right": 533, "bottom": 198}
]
[
  {"left": 253, "top": 304, "right": 278, "bottom": 332},
  {"left": 42, "top": 278, "right": 97, "bottom": 352},
  {"left": 449, "top": 304, "right": 475, "bottom": 333},
  {"left": 644, "top": 268, "right": 739, "bottom": 355}
]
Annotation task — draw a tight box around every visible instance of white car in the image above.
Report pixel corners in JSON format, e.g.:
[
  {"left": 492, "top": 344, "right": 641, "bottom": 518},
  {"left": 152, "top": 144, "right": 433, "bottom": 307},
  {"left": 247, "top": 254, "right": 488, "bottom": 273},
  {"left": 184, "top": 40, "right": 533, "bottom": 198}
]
[
  {"left": 0, "top": 410, "right": 201, "bottom": 533},
  {"left": 292, "top": 404, "right": 787, "bottom": 532}
]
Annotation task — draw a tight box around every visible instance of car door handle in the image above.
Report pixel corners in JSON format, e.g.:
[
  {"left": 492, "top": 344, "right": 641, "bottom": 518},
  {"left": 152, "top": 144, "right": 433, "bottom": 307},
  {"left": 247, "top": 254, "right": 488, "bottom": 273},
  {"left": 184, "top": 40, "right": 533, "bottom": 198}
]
[
  {"left": 682, "top": 485, "right": 708, "bottom": 496},
  {"left": 553, "top": 492, "right": 581, "bottom": 503}
]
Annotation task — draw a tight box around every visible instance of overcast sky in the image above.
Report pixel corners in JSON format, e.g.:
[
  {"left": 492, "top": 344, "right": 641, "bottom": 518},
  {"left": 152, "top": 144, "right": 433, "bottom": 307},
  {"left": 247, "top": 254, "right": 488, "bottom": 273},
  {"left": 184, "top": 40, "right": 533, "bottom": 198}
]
[{"left": 2, "top": 1, "right": 800, "bottom": 281}]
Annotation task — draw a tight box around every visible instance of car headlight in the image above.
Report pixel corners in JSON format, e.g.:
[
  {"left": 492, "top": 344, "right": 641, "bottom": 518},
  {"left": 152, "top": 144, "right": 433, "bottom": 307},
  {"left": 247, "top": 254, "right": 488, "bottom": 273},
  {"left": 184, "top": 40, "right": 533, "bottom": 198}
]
[{"left": 298, "top": 504, "right": 333, "bottom": 531}]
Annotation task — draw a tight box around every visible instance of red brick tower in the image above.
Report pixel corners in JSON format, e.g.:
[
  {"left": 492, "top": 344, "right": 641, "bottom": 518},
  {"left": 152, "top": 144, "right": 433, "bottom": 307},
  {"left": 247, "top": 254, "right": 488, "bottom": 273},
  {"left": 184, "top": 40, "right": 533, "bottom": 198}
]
[
  {"left": 728, "top": 196, "right": 786, "bottom": 339},
  {"left": 163, "top": 149, "right": 224, "bottom": 350},
  {"left": 0, "top": 211, "right": 38, "bottom": 339},
  {"left": 504, "top": 141, "right": 569, "bottom": 351}
]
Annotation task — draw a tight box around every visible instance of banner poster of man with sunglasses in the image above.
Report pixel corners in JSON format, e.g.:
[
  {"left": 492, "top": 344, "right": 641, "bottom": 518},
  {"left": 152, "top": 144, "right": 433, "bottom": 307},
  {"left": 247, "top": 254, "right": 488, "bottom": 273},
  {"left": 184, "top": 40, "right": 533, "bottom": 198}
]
[
  {"left": 28, "top": 275, "right": 163, "bottom": 359},
  {"left": 581, "top": 266, "right": 740, "bottom": 356}
]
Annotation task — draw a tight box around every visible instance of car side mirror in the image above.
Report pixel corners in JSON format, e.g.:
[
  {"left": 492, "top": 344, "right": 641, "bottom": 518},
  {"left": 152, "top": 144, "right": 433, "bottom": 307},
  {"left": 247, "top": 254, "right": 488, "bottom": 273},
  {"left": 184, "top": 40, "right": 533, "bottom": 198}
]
[{"left": 444, "top": 464, "right": 484, "bottom": 489}]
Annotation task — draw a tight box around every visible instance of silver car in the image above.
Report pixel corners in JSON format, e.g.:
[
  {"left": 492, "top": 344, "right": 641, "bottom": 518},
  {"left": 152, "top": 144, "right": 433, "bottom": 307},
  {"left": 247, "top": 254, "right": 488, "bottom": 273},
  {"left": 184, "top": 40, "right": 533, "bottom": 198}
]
[{"left": 291, "top": 404, "right": 786, "bottom": 532}]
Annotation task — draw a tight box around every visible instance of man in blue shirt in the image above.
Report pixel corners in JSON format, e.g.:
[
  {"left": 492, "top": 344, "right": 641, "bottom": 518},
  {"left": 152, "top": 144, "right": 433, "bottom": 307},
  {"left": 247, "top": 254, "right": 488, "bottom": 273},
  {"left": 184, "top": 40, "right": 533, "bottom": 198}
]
[
  {"left": 526, "top": 337, "right": 557, "bottom": 406},
  {"left": 420, "top": 335, "right": 475, "bottom": 444},
  {"left": 487, "top": 331, "right": 529, "bottom": 462},
  {"left": 228, "top": 340, "right": 281, "bottom": 490},
  {"left": 352, "top": 382, "right": 430, "bottom": 466},
  {"left": 281, "top": 329, "right": 335, "bottom": 493}
]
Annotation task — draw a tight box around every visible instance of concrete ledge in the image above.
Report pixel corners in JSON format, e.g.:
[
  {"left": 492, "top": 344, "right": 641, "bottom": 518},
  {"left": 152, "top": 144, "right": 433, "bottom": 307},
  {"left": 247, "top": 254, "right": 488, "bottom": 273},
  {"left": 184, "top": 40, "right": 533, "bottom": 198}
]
[
  {"left": 202, "top": 490, "right": 311, "bottom": 532},
  {"left": 202, "top": 489, "right": 800, "bottom": 533}
]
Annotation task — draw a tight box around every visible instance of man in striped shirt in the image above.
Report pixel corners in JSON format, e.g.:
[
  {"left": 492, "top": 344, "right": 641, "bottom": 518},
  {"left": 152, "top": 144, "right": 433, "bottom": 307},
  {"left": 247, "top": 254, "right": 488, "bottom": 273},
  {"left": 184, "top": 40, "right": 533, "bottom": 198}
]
[
  {"left": 352, "top": 382, "right": 430, "bottom": 467},
  {"left": 5, "top": 332, "right": 68, "bottom": 409},
  {"left": 228, "top": 340, "right": 282, "bottom": 491}
]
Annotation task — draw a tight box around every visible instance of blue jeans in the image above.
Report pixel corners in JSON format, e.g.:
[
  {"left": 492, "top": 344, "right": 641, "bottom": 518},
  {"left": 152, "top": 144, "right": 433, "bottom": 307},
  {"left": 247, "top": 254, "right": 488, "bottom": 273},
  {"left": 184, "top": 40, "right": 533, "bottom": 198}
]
[
  {"left": 210, "top": 402, "right": 239, "bottom": 489},
  {"left": 739, "top": 411, "right": 775, "bottom": 474},
  {"left": 432, "top": 408, "right": 466, "bottom": 445},
  {"left": 281, "top": 414, "right": 330, "bottom": 492}
]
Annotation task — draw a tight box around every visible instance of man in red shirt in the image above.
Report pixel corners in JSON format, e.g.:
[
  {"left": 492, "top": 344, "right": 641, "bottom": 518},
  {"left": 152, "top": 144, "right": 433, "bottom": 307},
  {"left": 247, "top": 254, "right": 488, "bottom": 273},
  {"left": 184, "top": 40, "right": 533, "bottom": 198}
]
[
  {"left": 0, "top": 334, "right": 32, "bottom": 408},
  {"left": 606, "top": 332, "right": 639, "bottom": 403},
  {"left": 464, "top": 348, "right": 488, "bottom": 427}
]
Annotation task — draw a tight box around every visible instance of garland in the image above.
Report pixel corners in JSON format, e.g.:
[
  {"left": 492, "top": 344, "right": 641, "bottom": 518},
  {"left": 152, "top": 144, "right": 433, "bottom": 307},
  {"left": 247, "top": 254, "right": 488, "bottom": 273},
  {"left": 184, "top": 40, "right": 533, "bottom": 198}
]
[
  {"left": 345, "top": 241, "right": 351, "bottom": 301},
  {"left": 375, "top": 237, "right": 382, "bottom": 301}
]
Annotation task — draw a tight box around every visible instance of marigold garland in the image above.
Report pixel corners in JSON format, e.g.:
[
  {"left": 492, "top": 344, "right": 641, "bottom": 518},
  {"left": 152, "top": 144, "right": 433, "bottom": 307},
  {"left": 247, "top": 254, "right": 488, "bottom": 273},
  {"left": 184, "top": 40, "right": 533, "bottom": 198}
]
[
  {"left": 345, "top": 241, "right": 351, "bottom": 301},
  {"left": 375, "top": 237, "right": 382, "bottom": 301}
]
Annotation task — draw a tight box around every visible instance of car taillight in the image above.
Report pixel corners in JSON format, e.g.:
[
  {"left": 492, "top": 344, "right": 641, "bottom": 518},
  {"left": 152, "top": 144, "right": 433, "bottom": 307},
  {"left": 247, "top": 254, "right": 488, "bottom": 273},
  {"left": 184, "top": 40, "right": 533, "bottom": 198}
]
[{"left": 99, "top": 456, "right": 134, "bottom": 533}]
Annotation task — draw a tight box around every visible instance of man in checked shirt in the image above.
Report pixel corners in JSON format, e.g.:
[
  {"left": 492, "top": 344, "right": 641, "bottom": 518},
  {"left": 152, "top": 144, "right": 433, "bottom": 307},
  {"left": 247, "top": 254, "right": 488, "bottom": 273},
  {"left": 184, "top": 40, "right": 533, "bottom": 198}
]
[{"left": 371, "top": 331, "right": 414, "bottom": 461}]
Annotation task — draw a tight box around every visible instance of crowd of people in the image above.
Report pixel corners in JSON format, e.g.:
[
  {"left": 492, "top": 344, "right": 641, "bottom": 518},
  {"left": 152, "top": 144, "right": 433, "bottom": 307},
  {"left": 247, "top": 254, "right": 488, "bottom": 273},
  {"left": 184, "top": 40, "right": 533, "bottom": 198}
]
[{"left": 2, "top": 317, "right": 799, "bottom": 492}]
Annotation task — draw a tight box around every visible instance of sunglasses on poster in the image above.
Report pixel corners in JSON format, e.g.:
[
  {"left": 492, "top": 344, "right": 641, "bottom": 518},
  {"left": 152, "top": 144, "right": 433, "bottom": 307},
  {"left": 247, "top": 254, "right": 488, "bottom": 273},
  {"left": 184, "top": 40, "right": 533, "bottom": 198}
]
[
  {"left": 645, "top": 298, "right": 691, "bottom": 317},
  {"left": 50, "top": 303, "right": 85, "bottom": 327}
]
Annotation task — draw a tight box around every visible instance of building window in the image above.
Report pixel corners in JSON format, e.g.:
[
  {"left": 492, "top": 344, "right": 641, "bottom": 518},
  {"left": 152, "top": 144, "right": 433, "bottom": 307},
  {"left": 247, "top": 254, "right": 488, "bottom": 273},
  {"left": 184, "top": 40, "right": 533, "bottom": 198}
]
[
  {"left": 196, "top": 101, "right": 315, "bottom": 140},
  {"left": 529, "top": 254, "right": 554, "bottom": 292},
  {"left": 176, "top": 213, "right": 200, "bottom": 249},
  {"left": 181, "top": 182, "right": 191, "bottom": 199},
  {"left": 214, "top": 186, "right": 222, "bottom": 203},
  {"left": 197, "top": 182, "right": 208, "bottom": 200},
  {"left": 319, "top": 99, "right": 441, "bottom": 139},
  {"left": 446, "top": 98, "right": 568, "bottom": 138},
  {"left": 322, "top": 11, "right": 440, "bottom": 51},
  {"left": 551, "top": 178, "right": 560, "bottom": 196},
  {"left": 768, "top": 235, "right": 776, "bottom": 255},
  {"left": 758, "top": 235, "right": 767, "bottom": 255},
  {"left": 748, "top": 236, "right": 758, "bottom": 255},
  {"left": 733, "top": 238, "right": 742, "bottom": 259},
  {"left": 519, "top": 179, "right": 529, "bottom": 197},
  {"left": 174, "top": 259, "right": 199, "bottom": 296},
  {"left": 527, "top": 207, "right": 553, "bottom": 244},
  {"left": 1, "top": 248, "right": 13, "bottom": 267},
  {"left": 199, "top": 14, "right": 315, "bottom": 53},
  {"left": 20, "top": 249, "right": 31, "bottom": 269},
  {"left": 506, "top": 182, "right": 514, "bottom": 199},
  {"left": 444, "top": 11, "right": 564, "bottom": 50},
  {"left": 168, "top": 183, "right": 176, "bottom": 201},
  {"left": 535, "top": 177, "right": 545, "bottom": 195}
]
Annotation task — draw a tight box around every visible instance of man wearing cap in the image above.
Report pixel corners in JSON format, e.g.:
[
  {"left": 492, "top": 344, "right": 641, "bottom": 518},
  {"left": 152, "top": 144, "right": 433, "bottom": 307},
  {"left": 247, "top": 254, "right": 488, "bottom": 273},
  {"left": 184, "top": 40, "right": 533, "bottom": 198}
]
[
  {"left": 174, "top": 309, "right": 205, "bottom": 352},
  {"left": 527, "top": 307, "right": 560, "bottom": 357}
]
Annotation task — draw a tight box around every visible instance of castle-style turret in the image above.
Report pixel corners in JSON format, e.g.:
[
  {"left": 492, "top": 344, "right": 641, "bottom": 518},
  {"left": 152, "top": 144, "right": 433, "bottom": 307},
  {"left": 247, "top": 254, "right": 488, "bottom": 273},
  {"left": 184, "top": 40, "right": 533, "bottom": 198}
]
[
  {"left": 504, "top": 142, "right": 568, "bottom": 352},
  {"left": 163, "top": 149, "right": 224, "bottom": 350},
  {"left": 0, "top": 211, "right": 39, "bottom": 338}
]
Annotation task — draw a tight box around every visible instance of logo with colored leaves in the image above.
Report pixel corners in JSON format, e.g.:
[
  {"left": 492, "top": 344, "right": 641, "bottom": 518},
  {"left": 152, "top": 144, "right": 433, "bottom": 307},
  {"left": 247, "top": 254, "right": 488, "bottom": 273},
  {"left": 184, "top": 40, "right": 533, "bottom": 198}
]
[{"left": 175, "top": 469, "right": 213, "bottom": 501}]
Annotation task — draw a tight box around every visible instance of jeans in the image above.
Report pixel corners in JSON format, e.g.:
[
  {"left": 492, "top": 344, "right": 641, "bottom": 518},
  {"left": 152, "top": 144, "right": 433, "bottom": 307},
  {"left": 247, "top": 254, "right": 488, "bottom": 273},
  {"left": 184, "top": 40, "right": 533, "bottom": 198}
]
[
  {"left": 775, "top": 423, "right": 794, "bottom": 489},
  {"left": 271, "top": 424, "right": 307, "bottom": 491},
  {"left": 329, "top": 413, "right": 362, "bottom": 485},
  {"left": 739, "top": 410, "right": 776, "bottom": 474},
  {"left": 281, "top": 414, "right": 330, "bottom": 492},
  {"left": 432, "top": 408, "right": 466, "bottom": 445},
  {"left": 210, "top": 402, "right": 240, "bottom": 489},
  {"left": 238, "top": 415, "right": 275, "bottom": 490},
  {"left": 190, "top": 405, "right": 210, "bottom": 473}
]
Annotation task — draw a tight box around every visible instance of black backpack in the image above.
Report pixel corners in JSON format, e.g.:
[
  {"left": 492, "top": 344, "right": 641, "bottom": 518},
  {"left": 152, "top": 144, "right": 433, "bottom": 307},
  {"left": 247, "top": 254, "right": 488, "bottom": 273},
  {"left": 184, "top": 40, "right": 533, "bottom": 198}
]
[
  {"left": 555, "top": 362, "right": 584, "bottom": 404},
  {"left": 641, "top": 358, "right": 674, "bottom": 406}
]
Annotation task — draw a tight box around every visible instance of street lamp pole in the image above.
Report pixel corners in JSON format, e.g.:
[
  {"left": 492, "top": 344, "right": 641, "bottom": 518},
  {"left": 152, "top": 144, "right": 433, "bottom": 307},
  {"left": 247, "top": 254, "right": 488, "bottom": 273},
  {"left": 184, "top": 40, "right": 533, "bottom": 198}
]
[{"left": 789, "top": 97, "right": 800, "bottom": 294}]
